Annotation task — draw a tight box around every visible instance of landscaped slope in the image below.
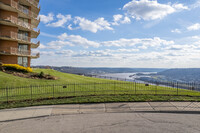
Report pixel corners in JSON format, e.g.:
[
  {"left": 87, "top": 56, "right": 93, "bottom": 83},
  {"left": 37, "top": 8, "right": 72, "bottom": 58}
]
[
  {"left": 0, "top": 69, "right": 200, "bottom": 109},
  {"left": 0, "top": 69, "right": 116, "bottom": 88}
]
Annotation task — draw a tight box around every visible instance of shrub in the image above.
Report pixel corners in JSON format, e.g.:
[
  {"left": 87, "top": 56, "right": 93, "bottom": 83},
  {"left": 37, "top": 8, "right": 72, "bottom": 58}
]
[
  {"left": 39, "top": 71, "right": 45, "bottom": 78},
  {"left": 2, "top": 64, "right": 33, "bottom": 73}
]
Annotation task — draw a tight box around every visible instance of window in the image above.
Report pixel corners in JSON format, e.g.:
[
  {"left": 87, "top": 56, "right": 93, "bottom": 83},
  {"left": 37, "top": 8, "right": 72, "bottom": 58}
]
[
  {"left": 18, "top": 57, "right": 28, "bottom": 67},
  {"left": 18, "top": 57, "right": 22, "bottom": 66},
  {"left": 18, "top": 44, "right": 28, "bottom": 50},
  {"left": 20, "top": 4, "right": 29, "bottom": 15},
  {"left": 18, "top": 17, "right": 29, "bottom": 28},
  {"left": 18, "top": 30, "right": 29, "bottom": 41},
  {"left": 23, "top": 57, "right": 28, "bottom": 67},
  {"left": 18, "top": 44, "right": 28, "bottom": 55}
]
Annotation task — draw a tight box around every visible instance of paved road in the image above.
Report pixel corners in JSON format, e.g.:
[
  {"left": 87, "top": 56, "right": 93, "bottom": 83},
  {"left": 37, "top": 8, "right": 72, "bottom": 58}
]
[
  {"left": 0, "top": 112, "right": 200, "bottom": 133},
  {"left": 0, "top": 102, "right": 200, "bottom": 133}
]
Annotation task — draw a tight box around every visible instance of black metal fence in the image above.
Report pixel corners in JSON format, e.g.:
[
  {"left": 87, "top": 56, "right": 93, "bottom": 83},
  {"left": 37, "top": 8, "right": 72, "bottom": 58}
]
[
  {"left": 0, "top": 81, "right": 200, "bottom": 103},
  {"left": 90, "top": 75, "right": 200, "bottom": 91}
]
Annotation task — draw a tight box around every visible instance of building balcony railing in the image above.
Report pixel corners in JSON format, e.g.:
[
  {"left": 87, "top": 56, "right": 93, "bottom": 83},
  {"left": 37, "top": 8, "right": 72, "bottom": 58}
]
[
  {"left": 0, "top": 47, "right": 40, "bottom": 58},
  {"left": 0, "top": 32, "right": 40, "bottom": 47},
  {"left": 10, "top": 0, "right": 39, "bottom": 21},
  {"left": 0, "top": 16, "right": 40, "bottom": 34},
  {"left": 25, "top": 0, "right": 40, "bottom": 9}
]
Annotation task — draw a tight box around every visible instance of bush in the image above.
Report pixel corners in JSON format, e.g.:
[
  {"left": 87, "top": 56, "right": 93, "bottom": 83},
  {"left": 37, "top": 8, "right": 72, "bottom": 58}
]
[
  {"left": 2, "top": 64, "right": 33, "bottom": 73},
  {"left": 39, "top": 71, "right": 45, "bottom": 78}
]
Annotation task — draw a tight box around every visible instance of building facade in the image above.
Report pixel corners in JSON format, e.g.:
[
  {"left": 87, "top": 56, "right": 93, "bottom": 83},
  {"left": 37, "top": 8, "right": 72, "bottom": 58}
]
[{"left": 0, "top": 0, "right": 40, "bottom": 67}]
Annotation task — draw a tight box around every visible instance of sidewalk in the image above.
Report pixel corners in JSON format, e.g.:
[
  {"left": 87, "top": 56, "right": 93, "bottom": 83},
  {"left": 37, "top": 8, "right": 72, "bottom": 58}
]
[{"left": 0, "top": 102, "right": 200, "bottom": 122}]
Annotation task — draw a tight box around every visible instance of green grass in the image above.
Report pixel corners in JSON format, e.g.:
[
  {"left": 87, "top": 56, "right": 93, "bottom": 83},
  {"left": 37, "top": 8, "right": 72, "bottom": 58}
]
[
  {"left": 0, "top": 68, "right": 200, "bottom": 109},
  {"left": 0, "top": 68, "right": 117, "bottom": 87},
  {"left": 1, "top": 94, "right": 200, "bottom": 109}
]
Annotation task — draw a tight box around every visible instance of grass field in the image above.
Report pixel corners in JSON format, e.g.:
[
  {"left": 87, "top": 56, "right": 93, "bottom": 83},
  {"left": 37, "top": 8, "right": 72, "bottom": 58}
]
[
  {"left": 0, "top": 69, "right": 200, "bottom": 109},
  {"left": 0, "top": 69, "right": 116, "bottom": 87}
]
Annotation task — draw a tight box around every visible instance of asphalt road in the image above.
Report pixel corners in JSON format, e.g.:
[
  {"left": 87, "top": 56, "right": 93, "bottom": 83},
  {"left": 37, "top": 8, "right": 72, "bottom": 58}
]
[{"left": 0, "top": 112, "right": 200, "bottom": 133}]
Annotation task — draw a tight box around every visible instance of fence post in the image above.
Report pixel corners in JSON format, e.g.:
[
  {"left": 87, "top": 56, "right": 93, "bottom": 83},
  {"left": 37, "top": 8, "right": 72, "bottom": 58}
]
[
  {"left": 135, "top": 82, "right": 136, "bottom": 94},
  {"left": 155, "top": 82, "right": 157, "bottom": 95},
  {"left": 94, "top": 82, "right": 96, "bottom": 95},
  {"left": 114, "top": 82, "right": 116, "bottom": 95},
  {"left": 74, "top": 83, "right": 76, "bottom": 97},
  {"left": 6, "top": 87, "right": 8, "bottom": 104},
  {"left": 53, "top": 84, "right": 55, "bottom": 98},
  {"left": 30, "top": 85, "right": 32, "bottom": 100},
  {"left": 177, "top": 82, "right": 179, "bottom": 96}
]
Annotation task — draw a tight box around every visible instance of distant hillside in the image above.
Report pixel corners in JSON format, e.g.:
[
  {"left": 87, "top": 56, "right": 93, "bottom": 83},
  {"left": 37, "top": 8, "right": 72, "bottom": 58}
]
[
  {"left": 158, "top": 68, "right": 200, "bottom": 82},
  {"left": 32, "top": 66, "right": 166, "bottom": 75}
]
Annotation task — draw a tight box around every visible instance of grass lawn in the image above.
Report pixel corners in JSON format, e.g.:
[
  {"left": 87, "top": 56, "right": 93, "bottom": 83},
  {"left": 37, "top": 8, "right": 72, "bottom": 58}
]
[
  {"left": 0, "top": 68, "right": 200, "bottom": 109},
  {"left": 0, "top": 68, "right": 117, "bottom": 87},
  {"left": 1, "top": 94, "right": 200, "bottom": 109}
]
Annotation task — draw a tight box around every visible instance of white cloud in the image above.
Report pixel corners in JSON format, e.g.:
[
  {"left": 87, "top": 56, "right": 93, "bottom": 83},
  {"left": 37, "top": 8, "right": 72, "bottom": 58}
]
[
  {"left": 171, "top": 29, "right": 181, "bottom": 33},
  {"left": 123, "top": 0, "right": 188, "bottom": 20},
  {"left": 172, "top": 3, "right": 188, "bottom": 10},
  {"left": 74, "top": 17, "right": 113, "bottom": 33},
  {"left": 113, "top": 14, "right": 123, "bottom": 22},
  {"left": 112, "top": 14, "right": 131, "bottom": 25},
  {"left": 73, "top": 50, "right": 113, "bottom": 57},
  {"left": 55, "top": 50, "right": 74, "bottom": 57},
  {"left": 106, "top": 48, "right": 139, "bottom": 53},
  {"left": 121, "top": 16, "right": 131, "bottom": 24},
  {"left": 187, "top": 23, "right": 200, "bottom": 31},
  {"left": 112, "top": 14, "right": 123, "bottom": 25},
  {"left": 138, "top": 45, "right": 148, "bottom": 49},
  {"left": 42, "top": 32, "right": 174, "bottom": 52},
  {"left": 47, "top": 14, "right": 71, "bottom": 27},
  {"left": 34, "top": 34, "right": 200, "bottom": 67},
  {"left": 67, "top": 24, "right": 73, "bottom": 30},
  {"left": 43, "top": 32, "right": 175, "bottom": 51},
  {"left": 101, "top": 37, "right": 174, "bottom": 47},
  {"left": 94, "top": 17, "right": 113, "bottom": 30},
  {"left": 38, "top": 43, "right": 46, "bottom": 49},
  {"left": 39, "top": 13, "right": 54, "bottom": 24},
  {"left": 40, "top": 32, "right": 57, "bottom": 38},
  {"left": 40, "top": 12, "right": 131, "bottom": 32},
  {"left": 47, "top": 33, "right": 100, "bottom": 48},
  {"left": 189, "top": 0, "right": 200, "bottom": 9},
  {"left": 40, "top": 51, "right": 55, "bottom": 56}
]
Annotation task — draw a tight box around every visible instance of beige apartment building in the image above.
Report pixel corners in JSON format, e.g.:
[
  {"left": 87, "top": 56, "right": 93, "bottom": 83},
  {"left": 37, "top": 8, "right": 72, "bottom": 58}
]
[{"left": 0, "top": 0, "right": 40, "bottom": 67}]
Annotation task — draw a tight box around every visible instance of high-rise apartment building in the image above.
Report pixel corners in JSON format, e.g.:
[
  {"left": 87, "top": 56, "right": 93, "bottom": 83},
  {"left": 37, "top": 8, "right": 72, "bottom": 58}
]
[{"left": 0, "top": 0, "right": 40, "bottom": 67}]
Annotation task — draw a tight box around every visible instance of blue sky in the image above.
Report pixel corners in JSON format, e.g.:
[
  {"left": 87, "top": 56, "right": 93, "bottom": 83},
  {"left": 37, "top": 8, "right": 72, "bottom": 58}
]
[{"left": 32, "top": 0, "right": 200, "bottom": 68}]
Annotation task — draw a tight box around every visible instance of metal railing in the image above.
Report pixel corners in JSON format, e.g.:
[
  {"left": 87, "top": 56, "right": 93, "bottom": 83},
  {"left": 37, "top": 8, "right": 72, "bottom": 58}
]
[
  {"left": 0, "top": 31, "right": 40, "bottom": 46},
  {"left": 10, "top": 0, "right": 39, "bottom": 20},
  {"left": 1, "top": 16, "right": 40, "bottom": 33},
  {"left": 89, "top": 75, "right": 200, "bottom": 91},
  {"left": 10, "top": 47, "right": 31, "bottom": 56},
  {"left": 0, "top": 47, "right": 39, "bottom": 57},
  {"left": 25, "top": 0, "right": 40, "bottom": 9},
  {"left": 0, "top": 81, "right": 200, "bottom": 103}
]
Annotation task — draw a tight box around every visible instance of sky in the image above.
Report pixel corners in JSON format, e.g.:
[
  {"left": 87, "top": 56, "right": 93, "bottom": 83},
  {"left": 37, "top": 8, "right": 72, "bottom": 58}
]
[{"left": 32, "top": 0, "right": 200, "bottom": 68}]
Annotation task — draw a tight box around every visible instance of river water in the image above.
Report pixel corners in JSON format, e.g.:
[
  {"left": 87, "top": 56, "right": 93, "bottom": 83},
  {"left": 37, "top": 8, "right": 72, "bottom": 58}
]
[{"left": 99, "top": 72, "right": 155, "bottom": 80}]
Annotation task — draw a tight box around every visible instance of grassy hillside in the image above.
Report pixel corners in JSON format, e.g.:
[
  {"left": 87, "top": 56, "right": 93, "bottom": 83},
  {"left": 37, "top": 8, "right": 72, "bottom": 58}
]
[
  {"left": 0, "top": 69, "right": 200, "bottom": 109},
  {"left": 0, "top": 69, "right": 113, "bottom": 88}
]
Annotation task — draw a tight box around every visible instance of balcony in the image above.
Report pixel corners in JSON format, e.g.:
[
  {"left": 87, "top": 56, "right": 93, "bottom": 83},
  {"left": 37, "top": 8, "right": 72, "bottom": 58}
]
[
  {"left": 0, "top": 0, "right": 40, "bottom": 21},
  {"left": 0, "top": 16, "right": 40, "bottom": 35},
  {"left": 24, "top": 0, "right": 40, "bottom": 9},
  {"left": 0, "top": 47, "right": 40, "bottom": 58},
  {"left": 0, "top": 32, "right": 40, "bottom": 48}
]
